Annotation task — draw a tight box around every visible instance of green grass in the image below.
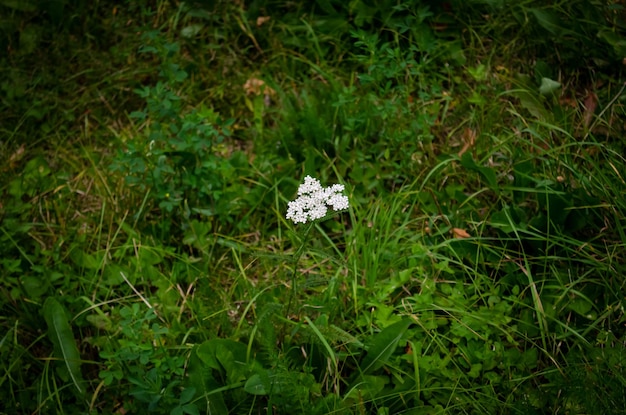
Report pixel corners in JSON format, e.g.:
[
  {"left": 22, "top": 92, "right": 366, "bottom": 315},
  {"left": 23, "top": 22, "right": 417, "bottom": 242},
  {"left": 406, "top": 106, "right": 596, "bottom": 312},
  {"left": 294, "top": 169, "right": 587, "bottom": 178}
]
[{"left": 1, "top": 0, "right": 625, "bottom": 414}]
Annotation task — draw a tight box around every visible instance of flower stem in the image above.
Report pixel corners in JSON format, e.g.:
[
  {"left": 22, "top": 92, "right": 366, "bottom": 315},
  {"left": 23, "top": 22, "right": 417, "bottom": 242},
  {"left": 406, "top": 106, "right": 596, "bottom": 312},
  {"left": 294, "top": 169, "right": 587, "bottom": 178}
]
[{"left": 284, "top": 222, "right": 314, "bottom": 322}]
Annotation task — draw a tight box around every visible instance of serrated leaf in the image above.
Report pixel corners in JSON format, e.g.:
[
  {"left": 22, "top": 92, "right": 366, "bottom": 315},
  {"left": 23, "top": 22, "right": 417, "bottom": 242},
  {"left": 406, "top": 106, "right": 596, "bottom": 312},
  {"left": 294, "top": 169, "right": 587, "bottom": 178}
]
[
  {"left": 360, "top": 318, "right": 413, "bottom": 374},
  {"left": 43, "top": 297, "right": 86, "bottom": 396}
]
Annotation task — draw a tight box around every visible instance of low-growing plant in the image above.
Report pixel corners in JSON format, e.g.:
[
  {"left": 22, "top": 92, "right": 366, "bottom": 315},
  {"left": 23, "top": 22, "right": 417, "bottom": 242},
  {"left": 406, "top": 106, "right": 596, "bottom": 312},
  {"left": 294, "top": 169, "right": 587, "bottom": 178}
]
[
  {"left": 97, "top": 303, "right": 189, "bottom": 414},
  {"left": 110, "top": 31, "right": 250, "bottom": 237}
]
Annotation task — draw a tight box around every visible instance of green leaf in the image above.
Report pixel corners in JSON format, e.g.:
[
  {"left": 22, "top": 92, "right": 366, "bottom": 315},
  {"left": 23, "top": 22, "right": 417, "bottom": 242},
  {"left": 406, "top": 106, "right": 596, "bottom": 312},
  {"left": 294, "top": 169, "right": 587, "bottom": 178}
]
[
  {"left": 182, "top": 403, "right": 199, "bottom": 415},
  {"left": 20, "top": 275, "right": 50, "bottom": 299},
  {"left": 360, "top": 318, "right": 413, "bottom": 374},
  {"left": 315, "top": 0, "right": 338, "bottom": 14},
  {"left": 195, "top": 339, "right": 248, "bottom": 375},
  {"left": 244, "top": 373, "right": 268, "bottom": 395},
  {"left": 181, "top": 24, "right": 203, "bottom": 38},
  {"left": 19, "top": 24, "right": 42, "bottom": 54},
  {"left": 460, "top": 153, "right": 498, "bottom": 190},
  {"left": 567, "top": 297, "right": 595, "bottom": 319},
  {"left": 187, "top": 347, "right": 228, "bottom": 413},
  {"left": 509, "top": 75, "right": 551, "bottom": 120},
  {"left": 180, "top": 387, "right": 196, "bottom": 405},
  {"left": 69, "top": 248, "right": 100, "bottom": 270},
  {"left": 0, "top": 0, "right": 38, "bottom": 11},
  {"left": 598, "top": 29, "right": 626, "bottom": 57},
  {"left": 539, "top": 77, "right": 561, "bottom": 96},
  {"left": 490, "top": 205, "right": 526, "bottom": 234},
  {"left": 43, "top": 297, "right": 86, "bottom": 396},
  {"left": 304, "top": 316, "right": 337, "bottom": 371},
  {"left": 346, "top": 375, "right": 388, "bottom": 401},
  {"left": 468, "top": 64, "right": 487, "bottom": 81},
  {"left": 530, "top": 8, "right": 563, "bottom": 35}
]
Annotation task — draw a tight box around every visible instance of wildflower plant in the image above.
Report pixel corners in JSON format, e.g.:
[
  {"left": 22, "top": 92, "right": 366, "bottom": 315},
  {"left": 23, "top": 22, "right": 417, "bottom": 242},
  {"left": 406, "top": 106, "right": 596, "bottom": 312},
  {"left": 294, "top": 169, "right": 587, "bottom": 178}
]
[
  {"left": 286, "top": 175, "right": 350, "bottom": 224},
  {"left": 284, "top": 175, "right": 350, "bottom": 319}
]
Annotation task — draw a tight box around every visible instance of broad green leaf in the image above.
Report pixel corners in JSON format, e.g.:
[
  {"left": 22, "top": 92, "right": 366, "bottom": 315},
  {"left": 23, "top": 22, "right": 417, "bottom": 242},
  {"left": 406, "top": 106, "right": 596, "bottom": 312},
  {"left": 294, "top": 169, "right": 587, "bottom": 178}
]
[
  {"left": 530, "top": 8, "right": 563, "bottom": 35},
  {"left": 346, "top": 375, "right": 387, "bottom": 401},
  {"left": 460, "top": 153, "right": 498, "bottom": 190},
  {"left": 567, "top": 297, "right": 595, "bottom": 319},
  {"left": 194, "top": 337, "right": 257, "bottom": 405},
  {"left": 195, "top": 339, "right": 248, "bottom": 372},
  {"left": 539, "top": 77, "right": 561, "bottom": 96},
  {"left": 137, "top": 246, "right": 163, "bottom": 266},
  {"left": 181, "top": 24, "right": 203, "bottom": 38},
  {"left": 69, "top": 249, "right": 100, "bottom": 270},
  {"left": 468, "top": 363, "right": 482, "bottom": 378},
  {"left": 179, "top": 387, "right": 196, "bottom": 405},
  {"left": 19, "top": 24, "right": 42, "bottom": 54},
  {"left": 0, "top": 0, "right": 37, "bottom": 11},
  {"left": 508, "top": 75, "right": 552, "bottom": 120},
  {"left": 43, "top": 297, "right": 86, "bottom": 396},
  {"left": 244, "top": 373, "right": 268, "bottom": 395},
  {"left": 598, "top": 29, "right": 626, "bottom": 56},
  {"left": 490, "top": 205, "right": 526, "bottom": 234},
  {"left": 315, "top": 0, "right": 338, "bottom": 14},
  {"left": 360, "top": 318, "right": 413, "bottom": 374},
  {"left": 181, "top": 403, "right": 199, "bottom": 415},
  {"left": 20, "top": 275, "right": 49, "bottom": 298},
  {"left": 215, "top": 341, "right": 247, "bottom": 382},
  {"left": 187, "top": 346, "right": 228, "bottom": 413}
]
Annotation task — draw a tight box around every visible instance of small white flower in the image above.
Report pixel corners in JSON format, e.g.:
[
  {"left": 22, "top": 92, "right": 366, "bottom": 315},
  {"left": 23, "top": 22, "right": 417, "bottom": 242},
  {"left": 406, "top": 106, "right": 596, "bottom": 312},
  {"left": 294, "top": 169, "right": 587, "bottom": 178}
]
[
  {"left": 297, "top": 175, "right": 323, "bottom": 196},
  {"left": 286, "top": 175, "right": 349, "bottom": 224}
]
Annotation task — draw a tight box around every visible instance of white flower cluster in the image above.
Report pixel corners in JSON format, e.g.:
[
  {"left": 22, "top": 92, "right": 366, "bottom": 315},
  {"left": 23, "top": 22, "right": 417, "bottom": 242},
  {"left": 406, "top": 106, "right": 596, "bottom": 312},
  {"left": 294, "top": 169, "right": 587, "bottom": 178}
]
[{"left": 286, "top": 175, "right": 350, "bottom": 224}]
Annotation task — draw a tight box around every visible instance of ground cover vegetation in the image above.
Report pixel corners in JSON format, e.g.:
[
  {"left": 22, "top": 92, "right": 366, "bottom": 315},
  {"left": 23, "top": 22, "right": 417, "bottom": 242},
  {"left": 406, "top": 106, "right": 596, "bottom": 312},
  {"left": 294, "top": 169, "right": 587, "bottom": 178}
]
[{"left": 1, "top": 0, "right": 625, "bottom": 413}]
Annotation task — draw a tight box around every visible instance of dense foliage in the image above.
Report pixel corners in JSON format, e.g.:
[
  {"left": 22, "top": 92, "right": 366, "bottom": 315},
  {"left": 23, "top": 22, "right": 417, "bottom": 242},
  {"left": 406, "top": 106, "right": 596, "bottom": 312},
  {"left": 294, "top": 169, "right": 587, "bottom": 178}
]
[{"left": 1, "top": 0, "right": 625, "bottom": 414}]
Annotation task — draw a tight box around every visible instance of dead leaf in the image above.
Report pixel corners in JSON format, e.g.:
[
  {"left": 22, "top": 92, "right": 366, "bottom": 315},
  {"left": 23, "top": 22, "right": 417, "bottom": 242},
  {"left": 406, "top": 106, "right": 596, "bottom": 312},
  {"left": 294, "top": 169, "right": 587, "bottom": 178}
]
[
  {"left": 7, "top": 144, "right": 26, "bottom": 170},
  {"left": 243, "top": 77, "right": 264, "bottom": 95},
  {"left": 243, "top": 77, "right": 276, "bottom": 98},
  {"left": 457, "top": 128, "right": 476, "bottom": 157},
  {"left": 256, "top": 16, "right": 270, "bottom": 27},
  {"left": 452, "top": 228, "right": 471, "bottom": 238},
  {"left": 582, "top": 90, "right": 598, "bottom": 129},
  {"left": 559, "top": 95, "right": 577, "bottom": 109}
]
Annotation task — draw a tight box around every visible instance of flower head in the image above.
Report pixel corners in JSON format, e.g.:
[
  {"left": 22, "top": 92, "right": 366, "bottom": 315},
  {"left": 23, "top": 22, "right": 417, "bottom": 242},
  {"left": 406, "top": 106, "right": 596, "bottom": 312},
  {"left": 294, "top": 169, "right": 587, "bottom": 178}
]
[{"left": 286, "top": 175, "right": 349, "bottom": 224}]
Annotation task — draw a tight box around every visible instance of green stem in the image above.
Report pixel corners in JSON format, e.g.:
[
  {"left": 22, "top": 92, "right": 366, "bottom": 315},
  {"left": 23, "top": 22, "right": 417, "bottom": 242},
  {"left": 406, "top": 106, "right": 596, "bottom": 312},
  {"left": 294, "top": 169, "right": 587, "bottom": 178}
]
[{"left": 284, "top": 222, "right": 314, "bottom": 322}]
